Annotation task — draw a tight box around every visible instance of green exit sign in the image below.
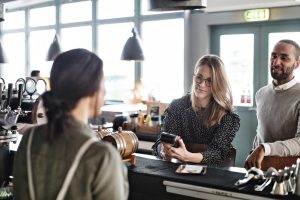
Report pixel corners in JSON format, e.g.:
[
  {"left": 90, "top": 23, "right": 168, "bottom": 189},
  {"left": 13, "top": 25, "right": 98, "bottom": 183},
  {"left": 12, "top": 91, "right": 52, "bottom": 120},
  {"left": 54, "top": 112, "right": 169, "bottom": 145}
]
[{"left": 244, "top": 9, "right": 269, "bottom": 22}]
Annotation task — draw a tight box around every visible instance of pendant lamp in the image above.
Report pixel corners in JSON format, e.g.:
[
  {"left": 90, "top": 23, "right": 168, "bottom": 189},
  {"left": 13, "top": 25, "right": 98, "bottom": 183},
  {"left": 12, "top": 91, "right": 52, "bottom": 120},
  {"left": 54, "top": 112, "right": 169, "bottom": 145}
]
[
  {"left": 121, "top": 28, "right": 145, "bottom": 61},
  {"left": 0, "top": 3, "right": 7, "bottom": 63},
  {"left": 0, "top": 2, "right": 4, "bottom": 22},
  {"left": 46, "top": 34, "right": 62, "bottom": 61},
  {"left": 148, "top": 0, "right": 207, "bottom": 11},
  {"left": 0, "top": 42, "right": 8, "bottom": 63}
]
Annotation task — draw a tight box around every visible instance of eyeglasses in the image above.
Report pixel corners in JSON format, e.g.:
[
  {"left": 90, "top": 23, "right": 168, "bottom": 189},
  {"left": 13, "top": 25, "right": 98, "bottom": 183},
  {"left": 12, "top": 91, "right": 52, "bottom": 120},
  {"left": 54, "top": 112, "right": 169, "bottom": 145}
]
[{"left": 193, "top": 74, "right": 212, "bottom": 87}]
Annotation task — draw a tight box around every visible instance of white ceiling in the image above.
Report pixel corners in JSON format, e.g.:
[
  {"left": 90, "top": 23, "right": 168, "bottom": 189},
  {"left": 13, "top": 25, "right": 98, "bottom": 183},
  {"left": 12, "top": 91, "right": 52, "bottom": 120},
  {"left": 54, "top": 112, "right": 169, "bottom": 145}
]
[{"left": 3, "top": 0, "right": 300, "bottom": 12}]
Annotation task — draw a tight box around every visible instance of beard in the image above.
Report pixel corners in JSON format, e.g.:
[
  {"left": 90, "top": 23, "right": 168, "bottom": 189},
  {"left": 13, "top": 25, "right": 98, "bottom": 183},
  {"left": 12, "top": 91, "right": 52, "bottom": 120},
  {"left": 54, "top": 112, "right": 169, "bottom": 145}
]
[{"left": 270, "top": 65, "right": 294, "bottom": 81}]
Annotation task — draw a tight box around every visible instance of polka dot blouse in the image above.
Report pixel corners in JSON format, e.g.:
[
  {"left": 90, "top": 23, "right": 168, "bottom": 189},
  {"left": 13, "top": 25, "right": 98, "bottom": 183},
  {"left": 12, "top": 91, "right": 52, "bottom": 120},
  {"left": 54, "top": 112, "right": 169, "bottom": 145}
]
[{"left": 152, "top": 94, "right": 240, "bottom": 166}]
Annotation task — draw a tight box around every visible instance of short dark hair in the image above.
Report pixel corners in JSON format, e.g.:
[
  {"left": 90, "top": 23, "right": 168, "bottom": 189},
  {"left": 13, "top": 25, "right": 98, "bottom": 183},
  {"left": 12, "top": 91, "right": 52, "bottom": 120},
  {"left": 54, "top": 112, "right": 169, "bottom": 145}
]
[
  {"left": 42, "top": 48, "right": 104, "bottom": 140},
  {"left": 278, "top": 39, "right": 300, "bottom": 60}
]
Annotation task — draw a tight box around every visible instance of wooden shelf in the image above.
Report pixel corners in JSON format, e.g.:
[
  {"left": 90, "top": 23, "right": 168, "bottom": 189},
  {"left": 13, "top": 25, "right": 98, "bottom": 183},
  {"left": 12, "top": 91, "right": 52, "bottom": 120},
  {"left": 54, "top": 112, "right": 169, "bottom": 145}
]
[
  {"left": 136, "top": 125, "right": 160, "bottom": 135},
  {"left": 123, "top": 122, "right": 160, "bottom": 135},
  {"left": 122, "top": 122, "right": 160, "bottom": 142}
]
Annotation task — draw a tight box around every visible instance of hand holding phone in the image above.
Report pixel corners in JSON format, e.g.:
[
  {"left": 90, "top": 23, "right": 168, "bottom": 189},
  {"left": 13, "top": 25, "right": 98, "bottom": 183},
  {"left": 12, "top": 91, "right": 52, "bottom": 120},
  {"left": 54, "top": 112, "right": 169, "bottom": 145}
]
[{"left": 160, "top": 132, "right": 179, "bottom": 148}]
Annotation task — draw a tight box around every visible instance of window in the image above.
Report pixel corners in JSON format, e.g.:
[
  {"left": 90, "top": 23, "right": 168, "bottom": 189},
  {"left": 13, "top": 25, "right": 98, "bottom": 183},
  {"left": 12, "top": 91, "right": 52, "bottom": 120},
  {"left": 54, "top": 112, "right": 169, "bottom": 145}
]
[
  {"left": 98, "top": 0, "right": 134, "bottom": 19},
  {"left": 98, "top": 23, "right": 134, "bottom": 101},
  {"left": 2, "top": 11, "right": 25, "bottom": 30},
  {"left": 29, "top": 6, "right": 55, "bottom": 27},
  {"left": 61, "top": 26, "right": 92, "bottom": 51},
  {"left": 61, "top": 1, "right": 91, "bottom": 23},
  {"left": 142, "top": 19, "right": 184, "bottom": 103},
  {"left": 1, "top": 33, "right": 26, "bottom": 84},
  {"left": 220, "top": 34, "right": 254, "bottom": 107},
  {"left": 1, "top": 0, "right": 185, "bottom": 103},
  {"left": 30, "top": 29, "right": 56, "bottom": 77}
]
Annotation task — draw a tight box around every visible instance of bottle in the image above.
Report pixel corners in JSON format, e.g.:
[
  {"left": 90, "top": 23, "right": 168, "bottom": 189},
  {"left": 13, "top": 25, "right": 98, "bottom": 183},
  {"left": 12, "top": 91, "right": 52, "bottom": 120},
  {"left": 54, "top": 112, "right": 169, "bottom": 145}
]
[
  {"left": 130, "top": 113, "right": 138, "bottom": 126},
  {"left": 137, "top": 110, "right": 144, "bottom": 125},
  {"left": 246, "top": 90, "right": 252, "bottom": 104},
  {"left": 150, "top": 115, "right": 159, "bottom": 127},
  {"left": 145, "top": 113, "right": 151, "bottom": 126},
  {"left": 240, "top": 90, "right": 246, "bottom": 103}
]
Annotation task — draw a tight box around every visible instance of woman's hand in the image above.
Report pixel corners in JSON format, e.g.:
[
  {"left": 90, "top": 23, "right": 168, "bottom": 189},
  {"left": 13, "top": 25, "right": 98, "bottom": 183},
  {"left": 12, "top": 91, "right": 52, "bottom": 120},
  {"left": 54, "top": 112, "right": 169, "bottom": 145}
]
[
  {"left": 168, "top": 137, "right": 189, "bottom": 161},
  {"left": 160, "top": 143, "right": 173, "bottom": 161},
  {"left": 169, "top": 137, "right": 203, "bottom": 163}
]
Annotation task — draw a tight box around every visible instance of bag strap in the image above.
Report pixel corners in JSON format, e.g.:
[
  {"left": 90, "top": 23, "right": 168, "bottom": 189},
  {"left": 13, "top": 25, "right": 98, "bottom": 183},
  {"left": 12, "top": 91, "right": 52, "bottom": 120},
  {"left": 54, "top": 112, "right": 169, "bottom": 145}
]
[
  {"left": 27, "top": 128, "right": 36, "bottom": 200},
  {"left": 56, "top": 138, "right": 97, "bottom": 200},
  {"left": 26, "top": 128, "right": 97, "bottom": 200}
]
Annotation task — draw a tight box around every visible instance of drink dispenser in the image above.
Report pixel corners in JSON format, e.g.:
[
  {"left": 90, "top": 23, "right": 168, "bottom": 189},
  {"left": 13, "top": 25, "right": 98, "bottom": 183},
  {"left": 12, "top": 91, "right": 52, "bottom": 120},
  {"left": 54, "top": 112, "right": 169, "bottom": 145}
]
[{"left": 0, "top": 82, "right": 23, "bottom": 186}]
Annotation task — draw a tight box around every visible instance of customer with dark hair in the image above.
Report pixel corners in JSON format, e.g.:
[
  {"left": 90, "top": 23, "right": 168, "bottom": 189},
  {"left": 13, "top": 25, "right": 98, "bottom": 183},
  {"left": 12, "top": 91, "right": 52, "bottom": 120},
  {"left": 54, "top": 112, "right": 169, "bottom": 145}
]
[
  {"left": 245, "top": 39, "right": 300, "bottom": 169},
  {"left": 152, "top": 55, "right": 240, "bottom": 166},
  {"left": 13, "top": 48, "right": 128, "bottom": 200}
]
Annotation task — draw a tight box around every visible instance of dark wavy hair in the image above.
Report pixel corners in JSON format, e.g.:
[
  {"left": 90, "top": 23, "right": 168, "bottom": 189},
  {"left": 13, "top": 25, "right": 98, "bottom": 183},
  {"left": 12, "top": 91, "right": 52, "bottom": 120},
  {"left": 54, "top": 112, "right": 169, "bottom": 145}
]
[{"left": 42, "top": 48, "right": 103, "bottom": 141}]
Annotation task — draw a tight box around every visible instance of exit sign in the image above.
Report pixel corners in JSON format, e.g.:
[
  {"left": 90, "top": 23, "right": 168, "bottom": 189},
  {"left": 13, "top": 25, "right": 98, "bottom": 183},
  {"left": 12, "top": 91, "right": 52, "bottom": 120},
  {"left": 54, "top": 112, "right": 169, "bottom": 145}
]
[{"left": 244, "top": 9, "right": 269, "bottom": 22}]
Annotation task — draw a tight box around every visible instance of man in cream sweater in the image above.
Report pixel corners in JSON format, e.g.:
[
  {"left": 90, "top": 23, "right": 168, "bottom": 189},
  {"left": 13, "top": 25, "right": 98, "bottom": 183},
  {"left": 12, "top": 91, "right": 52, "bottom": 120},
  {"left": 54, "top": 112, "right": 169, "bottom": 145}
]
[{"left": 245, "top": 39, "right": 300, "bottom": 169}]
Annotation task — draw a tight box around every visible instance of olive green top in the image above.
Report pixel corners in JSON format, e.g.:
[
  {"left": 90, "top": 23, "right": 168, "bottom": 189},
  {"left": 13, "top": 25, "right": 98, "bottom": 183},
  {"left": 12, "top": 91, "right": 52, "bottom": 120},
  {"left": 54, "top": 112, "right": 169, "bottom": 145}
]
[{"left": 13, "top": 117, "right": 129, "bottom": 200}]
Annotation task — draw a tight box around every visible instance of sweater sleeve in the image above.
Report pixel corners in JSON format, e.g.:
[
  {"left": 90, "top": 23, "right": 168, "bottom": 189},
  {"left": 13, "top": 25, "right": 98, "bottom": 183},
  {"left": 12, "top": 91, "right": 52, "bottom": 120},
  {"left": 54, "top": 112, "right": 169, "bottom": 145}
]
[
  {"left": 268, "top": 113, "right": 300, "bottom": 156},
  {"left": 201, "top": 113, "right": 240, "bottom": 166}
]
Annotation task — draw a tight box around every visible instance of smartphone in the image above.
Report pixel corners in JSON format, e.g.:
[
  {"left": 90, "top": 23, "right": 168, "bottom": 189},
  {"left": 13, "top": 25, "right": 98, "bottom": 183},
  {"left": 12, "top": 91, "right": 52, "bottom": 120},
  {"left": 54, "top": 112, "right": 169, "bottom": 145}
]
[{"left": 160, "top": 132, "right": 179, "bottom": 148}]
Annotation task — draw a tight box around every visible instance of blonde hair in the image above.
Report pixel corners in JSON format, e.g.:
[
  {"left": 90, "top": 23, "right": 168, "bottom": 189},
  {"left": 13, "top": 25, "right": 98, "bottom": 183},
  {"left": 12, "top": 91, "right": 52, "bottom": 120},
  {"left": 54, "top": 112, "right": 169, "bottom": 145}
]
[{"left": 191, "top": 55, "right": 233, "bottom": 127}]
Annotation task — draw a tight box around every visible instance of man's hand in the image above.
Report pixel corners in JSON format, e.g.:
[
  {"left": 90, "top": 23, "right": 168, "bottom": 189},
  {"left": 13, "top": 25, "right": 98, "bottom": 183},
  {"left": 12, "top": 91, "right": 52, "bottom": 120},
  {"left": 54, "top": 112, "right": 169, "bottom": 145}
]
[{"left": 244, "top": 145, "right": 265, "bottom": 169}]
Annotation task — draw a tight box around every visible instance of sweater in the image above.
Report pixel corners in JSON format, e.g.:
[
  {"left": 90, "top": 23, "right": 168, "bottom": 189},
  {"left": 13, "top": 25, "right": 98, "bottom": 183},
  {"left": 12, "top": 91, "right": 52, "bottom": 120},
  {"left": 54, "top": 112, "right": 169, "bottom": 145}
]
[
  {"left": 13, "top": 117, "right": 129, "bottom": 200},
  {"left": 254, "top": 83, "right": 300, "bottom": 156},
  {"left": 152, "top": 94, "right": 240, "bottom": 166}
]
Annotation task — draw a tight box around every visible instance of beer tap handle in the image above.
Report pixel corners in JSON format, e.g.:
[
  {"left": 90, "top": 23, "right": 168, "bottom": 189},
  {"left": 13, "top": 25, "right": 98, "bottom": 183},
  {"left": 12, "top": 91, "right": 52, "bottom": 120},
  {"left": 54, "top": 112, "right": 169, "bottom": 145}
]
[
  {"left": 0, "top": 82, "right": 3, "bottom": 109},
  {"left": 294, "top": 158, "right": 300, "bottom": 196},
  {"left": 6, "top": 83, "right": 13, "bottom": 109},
  {"left": 17, "top": 84, "right": 23, "bottom": 109}
]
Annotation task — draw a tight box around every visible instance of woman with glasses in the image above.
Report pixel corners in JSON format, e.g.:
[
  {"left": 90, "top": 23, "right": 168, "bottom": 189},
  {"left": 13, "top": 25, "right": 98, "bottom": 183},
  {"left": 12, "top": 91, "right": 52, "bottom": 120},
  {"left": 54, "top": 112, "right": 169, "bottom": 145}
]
[{"left": 152, "top": 55, "right": 240, "bottom": 166}]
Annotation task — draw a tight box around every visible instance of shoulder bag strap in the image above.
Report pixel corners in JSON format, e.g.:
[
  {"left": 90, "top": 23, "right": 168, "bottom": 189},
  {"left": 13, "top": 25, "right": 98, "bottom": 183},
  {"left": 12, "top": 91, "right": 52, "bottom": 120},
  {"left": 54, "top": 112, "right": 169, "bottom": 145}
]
[
  {"left": 27, "top": 128, "right": 97, "bottom": 200},
  {"left": 56, "top": 137, "right": 97, "bottom": 200},
  {"left": 27, "top": 127, "right": 36, "bottom": 200}
]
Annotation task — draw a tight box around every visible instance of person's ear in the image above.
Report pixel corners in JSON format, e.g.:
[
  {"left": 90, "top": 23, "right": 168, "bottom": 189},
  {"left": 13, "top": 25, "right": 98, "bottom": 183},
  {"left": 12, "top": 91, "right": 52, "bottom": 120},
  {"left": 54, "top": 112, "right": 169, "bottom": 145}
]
[
  {"left": 88, "top": 93, "right": 96, "bottom": 109},
  {"left": 295, "top": 59, "right": 300, "bottom": 69}
]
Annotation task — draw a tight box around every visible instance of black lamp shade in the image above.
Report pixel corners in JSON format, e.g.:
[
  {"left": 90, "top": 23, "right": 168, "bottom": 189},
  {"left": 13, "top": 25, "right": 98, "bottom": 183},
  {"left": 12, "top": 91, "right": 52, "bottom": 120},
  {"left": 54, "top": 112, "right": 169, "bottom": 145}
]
[
  {"left": 0, "top": 3, "right": 4, "bottom": 22},
  {"left": 46, "top": 34, "right": 62, "bottom": 61},
  {"left": 121, "top": 28, "right": 145, "bottom": 61},
  {"left": 0, "top": 42, "right": 8, "bottom": 63},
  {"left": 149, "top": 0, "right": 207, "bottom": 11}
]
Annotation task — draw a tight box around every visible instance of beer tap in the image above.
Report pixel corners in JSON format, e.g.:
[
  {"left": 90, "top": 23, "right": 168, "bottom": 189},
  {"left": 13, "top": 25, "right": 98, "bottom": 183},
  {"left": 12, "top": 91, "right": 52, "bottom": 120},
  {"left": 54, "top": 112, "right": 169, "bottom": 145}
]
[
  {"left": 0, "top": 80, "right": 23, "bottom": 189},
  {"left": 294, "top": 158, "right": 300, "bottom": 196},
  {"left": 283, "top": 166, "right": 294, "bottom": 193},
  {"left": 0, "top": 82, "right": 3, "bottom": 110},
  {"left": 271, "top": 169, "right": 288, "bottom": 196},
  {"left": 17, "top": 84, "right": 23, "bottom": 110},
  {"left": 5, "top": 83, "right": 12, "bottom": 110}
]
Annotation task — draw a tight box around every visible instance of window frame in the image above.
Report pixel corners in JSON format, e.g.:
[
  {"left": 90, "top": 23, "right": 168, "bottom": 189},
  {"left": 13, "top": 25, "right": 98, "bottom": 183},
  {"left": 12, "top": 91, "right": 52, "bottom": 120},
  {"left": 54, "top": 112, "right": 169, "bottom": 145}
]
[{"left": 1, "top": 0, "right": 185, "bottom": 102}]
